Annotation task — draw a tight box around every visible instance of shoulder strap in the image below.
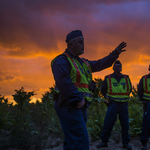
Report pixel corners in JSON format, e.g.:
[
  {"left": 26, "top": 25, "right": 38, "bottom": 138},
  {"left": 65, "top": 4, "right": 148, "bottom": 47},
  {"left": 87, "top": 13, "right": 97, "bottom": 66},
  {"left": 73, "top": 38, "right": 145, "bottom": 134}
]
[
  {"left": 124, "top": 75, "right": 129, "bottom": 94},
  {"left": 81, "top": 58, "right": 92, "bottom": 72}
]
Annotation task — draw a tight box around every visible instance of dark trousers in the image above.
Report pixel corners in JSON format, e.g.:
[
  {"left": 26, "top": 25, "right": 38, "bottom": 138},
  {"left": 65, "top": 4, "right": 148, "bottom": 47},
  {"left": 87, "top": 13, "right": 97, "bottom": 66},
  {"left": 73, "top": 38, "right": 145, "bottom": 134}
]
[
  {"left": 54, "top": 101, "right": 89, "bottom": 150},
  {"left": 141, "top": 101, "right": 150, "bottom": 143},
  {"left": 101, "top": 101, "right": 130, "bottom": 144}
]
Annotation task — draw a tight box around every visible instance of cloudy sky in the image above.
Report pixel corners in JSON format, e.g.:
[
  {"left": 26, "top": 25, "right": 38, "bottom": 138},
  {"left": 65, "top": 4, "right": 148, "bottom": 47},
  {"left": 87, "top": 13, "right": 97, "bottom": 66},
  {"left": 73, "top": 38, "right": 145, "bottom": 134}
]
[{"left": 0, "top": 0, "right": 150, "bottom": 103}]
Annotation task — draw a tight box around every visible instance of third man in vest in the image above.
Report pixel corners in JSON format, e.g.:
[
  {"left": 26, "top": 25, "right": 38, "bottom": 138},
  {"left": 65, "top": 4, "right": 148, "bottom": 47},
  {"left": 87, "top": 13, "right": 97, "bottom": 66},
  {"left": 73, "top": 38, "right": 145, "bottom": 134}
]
[
  {"left": 97, "top": 60, "right": 132, "bottom": 150},
  {"left": 138, "top": 65, "right": 150, "bottom": 150}
]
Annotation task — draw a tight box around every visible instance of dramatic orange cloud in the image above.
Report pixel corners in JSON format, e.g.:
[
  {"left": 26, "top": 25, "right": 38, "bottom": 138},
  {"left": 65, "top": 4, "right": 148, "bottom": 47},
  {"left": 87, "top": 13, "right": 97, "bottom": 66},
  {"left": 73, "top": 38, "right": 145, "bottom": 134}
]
[{"left": 0, "top": 0, "right": 150, "bottom": 103}]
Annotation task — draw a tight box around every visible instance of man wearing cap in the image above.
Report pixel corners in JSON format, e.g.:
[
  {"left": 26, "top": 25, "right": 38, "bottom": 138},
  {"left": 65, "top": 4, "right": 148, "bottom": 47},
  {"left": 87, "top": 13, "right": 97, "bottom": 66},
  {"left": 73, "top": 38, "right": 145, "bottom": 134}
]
[
  {"left": 51, "top": 30, "right": 127, "bottom": 150},
  {"left": 97, "top": 60, "right": 132, "bottom": 150},
  {"left": 138, "top": 65, "right": 150, "bottom": 150}
]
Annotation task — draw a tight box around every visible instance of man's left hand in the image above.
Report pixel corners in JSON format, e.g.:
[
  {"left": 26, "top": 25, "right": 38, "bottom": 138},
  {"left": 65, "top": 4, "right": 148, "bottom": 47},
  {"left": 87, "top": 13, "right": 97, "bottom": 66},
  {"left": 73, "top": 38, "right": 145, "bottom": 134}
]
[{"left": 114, "top": 41, "right": 127, "bottom": 54}]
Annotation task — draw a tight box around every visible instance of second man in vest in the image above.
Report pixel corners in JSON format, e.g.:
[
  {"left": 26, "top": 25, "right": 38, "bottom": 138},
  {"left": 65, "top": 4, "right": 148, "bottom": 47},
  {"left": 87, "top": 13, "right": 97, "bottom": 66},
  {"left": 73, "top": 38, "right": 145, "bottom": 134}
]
[{"left": 97, "top": 60, "right": 132, "bottom": 150}]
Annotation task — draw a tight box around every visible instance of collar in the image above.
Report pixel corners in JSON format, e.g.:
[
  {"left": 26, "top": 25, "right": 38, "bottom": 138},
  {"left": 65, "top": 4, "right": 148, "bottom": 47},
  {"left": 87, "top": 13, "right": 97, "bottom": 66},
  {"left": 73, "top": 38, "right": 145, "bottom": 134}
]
[
  {"left": 65, "top": 49, "right": 81, "bottom": 61},
  {"left": 112, "top": 72, "right": 123, "bottom": 78}
]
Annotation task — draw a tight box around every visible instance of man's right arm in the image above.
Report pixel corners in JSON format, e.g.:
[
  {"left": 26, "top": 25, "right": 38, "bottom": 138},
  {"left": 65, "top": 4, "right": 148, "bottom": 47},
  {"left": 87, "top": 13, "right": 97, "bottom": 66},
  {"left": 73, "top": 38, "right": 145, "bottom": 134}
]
[
  {"left": 87, "top": 42, "right": 126, "bottom": 73},
  {"left": 101, "top": 76, "right": 108, "bottom": 98},
  {"left": 51, "top": 55, "right": 83, "bottom": 104},
  {"left": 138, "top": 77, "right": 144, "bottom": 101}
]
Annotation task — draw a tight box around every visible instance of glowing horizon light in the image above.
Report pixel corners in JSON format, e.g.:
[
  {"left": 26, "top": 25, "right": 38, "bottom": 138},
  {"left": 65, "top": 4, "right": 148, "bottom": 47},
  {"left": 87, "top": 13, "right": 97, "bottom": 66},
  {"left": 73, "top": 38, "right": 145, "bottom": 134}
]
[{"left": 0, "top": 0, "right": 150, "bottom": 103}]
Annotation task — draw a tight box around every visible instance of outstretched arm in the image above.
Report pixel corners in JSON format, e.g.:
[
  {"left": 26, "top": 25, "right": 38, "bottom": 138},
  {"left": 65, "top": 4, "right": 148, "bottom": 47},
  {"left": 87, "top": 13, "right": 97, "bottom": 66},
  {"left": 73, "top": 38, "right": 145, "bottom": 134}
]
[{"left": 87, "top": 41, "right": 127, "bottom": 72}]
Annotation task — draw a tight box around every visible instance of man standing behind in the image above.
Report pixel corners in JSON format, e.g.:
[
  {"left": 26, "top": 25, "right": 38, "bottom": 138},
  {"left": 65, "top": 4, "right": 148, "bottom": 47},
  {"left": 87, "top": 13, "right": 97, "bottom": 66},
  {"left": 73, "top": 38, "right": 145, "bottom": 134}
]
[
  {"left": 97, "top": 60, "right": 132, "bottom": 150},
  {"left": 138, "top": 65, "right": 150, "bottom": 150},
  {"left": 51, "top": 30, "right": 127, "bottom": 150}
]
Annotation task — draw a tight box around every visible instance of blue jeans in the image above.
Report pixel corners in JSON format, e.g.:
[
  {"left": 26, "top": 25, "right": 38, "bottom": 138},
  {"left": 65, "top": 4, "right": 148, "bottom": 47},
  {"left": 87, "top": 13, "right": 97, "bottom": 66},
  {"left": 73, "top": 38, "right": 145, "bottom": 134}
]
[
  {"left": 101, "top": 101, "right": 130, "bottom": 144},
  {"left": 55, "top": 101, "right": 89, "bottom": 150},
  {"left": 141, "top": 101, "right": 150, "bottom": 143}
]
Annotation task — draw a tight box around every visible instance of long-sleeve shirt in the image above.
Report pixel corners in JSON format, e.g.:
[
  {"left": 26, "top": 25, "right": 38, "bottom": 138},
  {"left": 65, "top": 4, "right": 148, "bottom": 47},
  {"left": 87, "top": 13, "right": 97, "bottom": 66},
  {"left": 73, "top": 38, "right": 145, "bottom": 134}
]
[
  {"left": 138, "top": 73, "right": 150, "bottom": 101},
  {"left": 51, "top": 49, "right": 119, "bottom": 104},
  {"left": 101, "top": 73, "right": 132, "bottom": 98}
]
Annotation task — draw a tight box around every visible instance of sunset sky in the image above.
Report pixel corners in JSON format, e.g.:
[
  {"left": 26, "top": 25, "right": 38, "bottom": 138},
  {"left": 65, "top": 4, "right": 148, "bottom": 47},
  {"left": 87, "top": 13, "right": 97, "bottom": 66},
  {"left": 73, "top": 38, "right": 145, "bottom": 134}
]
[{"left": 0, "top": 0, "right": 150, "bottom": 103}]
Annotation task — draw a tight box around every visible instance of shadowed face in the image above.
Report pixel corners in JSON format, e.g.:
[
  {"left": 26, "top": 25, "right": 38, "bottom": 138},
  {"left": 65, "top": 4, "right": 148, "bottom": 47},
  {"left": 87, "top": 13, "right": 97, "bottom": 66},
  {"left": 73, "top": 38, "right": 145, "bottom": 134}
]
[
  {"left": 68, "top": 36, "right": 84, "bottom": 56},
  {"left": 113, "top": 64, "right": 122, "bottom": 75}
]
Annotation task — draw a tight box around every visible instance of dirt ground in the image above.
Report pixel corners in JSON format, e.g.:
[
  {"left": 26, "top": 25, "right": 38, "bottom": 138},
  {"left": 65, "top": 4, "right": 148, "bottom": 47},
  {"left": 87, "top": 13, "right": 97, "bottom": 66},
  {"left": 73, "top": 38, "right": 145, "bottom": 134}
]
[
  {"left": 47, "top": 136, "right": 150, "bottom": 150},
  {"left": 6, "top": 135, "right": 150, "bottom": 150}
]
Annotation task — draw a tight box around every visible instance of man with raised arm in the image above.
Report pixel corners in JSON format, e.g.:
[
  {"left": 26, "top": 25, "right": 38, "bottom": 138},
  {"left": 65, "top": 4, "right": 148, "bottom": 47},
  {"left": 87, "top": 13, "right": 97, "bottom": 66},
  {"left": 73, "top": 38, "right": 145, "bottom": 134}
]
[{"left": 51, "top": 30, "right": 126, "bottom": 150}]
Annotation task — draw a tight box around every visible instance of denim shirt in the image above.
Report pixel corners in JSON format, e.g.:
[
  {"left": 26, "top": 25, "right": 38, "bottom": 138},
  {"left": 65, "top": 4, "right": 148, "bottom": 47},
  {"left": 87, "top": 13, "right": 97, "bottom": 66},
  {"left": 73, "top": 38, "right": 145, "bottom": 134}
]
[{"left": 52, "top": 50, "right": 119, "bottom": 104}]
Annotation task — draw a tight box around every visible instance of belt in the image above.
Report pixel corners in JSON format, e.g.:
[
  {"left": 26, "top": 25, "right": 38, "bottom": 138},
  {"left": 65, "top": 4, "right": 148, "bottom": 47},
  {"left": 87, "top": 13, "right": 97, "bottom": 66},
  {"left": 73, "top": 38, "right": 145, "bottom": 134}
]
[{"left": 112, "top": 99, "right": 128, "bottom": 102}]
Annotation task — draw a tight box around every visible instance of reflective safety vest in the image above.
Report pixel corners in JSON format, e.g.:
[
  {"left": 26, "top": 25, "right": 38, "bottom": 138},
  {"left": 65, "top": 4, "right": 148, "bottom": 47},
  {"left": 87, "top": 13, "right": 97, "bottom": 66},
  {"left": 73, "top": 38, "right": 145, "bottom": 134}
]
[
  {"left": 143, "top": 75, "right": 150, "bottom": 100},
  {"left": 106, "top": 75, "right": 131, "bottom": 102},
  {"left": 51, "top": 52, "right": 93, "bottom": 102}
]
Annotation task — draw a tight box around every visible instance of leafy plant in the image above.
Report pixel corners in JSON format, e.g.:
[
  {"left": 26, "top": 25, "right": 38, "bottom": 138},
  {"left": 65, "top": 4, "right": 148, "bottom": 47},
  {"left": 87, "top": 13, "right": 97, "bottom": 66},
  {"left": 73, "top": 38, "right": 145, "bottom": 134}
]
[
  {"left": 0, "top": 81, "right": 145, "bottom": 149},
  {"left": 10, "top": 87, "right": 36, "bottom": 149},
  {"left": 87, "top": 78, "right": 107, "bottom": 140},
  {"left": 128, "top": 86, "right": 143, "bottom": 136}
]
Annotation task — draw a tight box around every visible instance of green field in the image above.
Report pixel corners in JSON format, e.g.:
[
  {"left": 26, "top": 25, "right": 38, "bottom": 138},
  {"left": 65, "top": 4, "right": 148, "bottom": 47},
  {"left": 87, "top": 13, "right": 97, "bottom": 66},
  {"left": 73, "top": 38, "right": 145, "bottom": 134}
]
[{"left": 0, "top": 79, "right": 143, "bottom": 149}]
